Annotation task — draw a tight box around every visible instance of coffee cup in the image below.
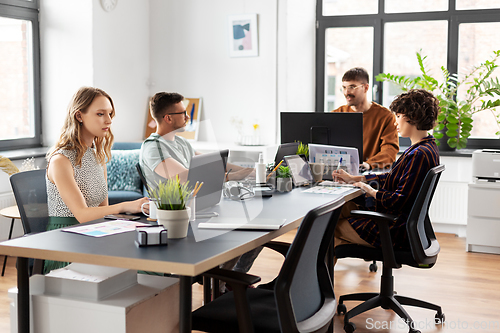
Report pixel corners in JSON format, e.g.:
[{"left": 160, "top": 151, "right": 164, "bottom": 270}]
[
  {"left": 309, "top": 162, "right": 325, "bottom": 183},
  {"left": 141, "top": 200, "right": 158, "bottom": 220}
]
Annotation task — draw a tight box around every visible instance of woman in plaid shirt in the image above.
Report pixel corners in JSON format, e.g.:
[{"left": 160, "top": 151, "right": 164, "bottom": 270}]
[{"left": 333, "top": 89, "right": 440, "bottom": 250}]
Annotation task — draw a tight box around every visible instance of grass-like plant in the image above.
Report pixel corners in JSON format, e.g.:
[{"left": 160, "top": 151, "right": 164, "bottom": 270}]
[
  {"left": 147, "top": 176, "right": 193, "bottom": 210},
  {"left": 276, "top": 165, "right": 292, "bottom": 178},
  {"left": 296, "top": 142, "right": 309, "bottom": 158}
]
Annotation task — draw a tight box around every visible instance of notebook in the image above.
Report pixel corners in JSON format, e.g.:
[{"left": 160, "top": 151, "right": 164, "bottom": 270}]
[
  {"left": 197, "top": 217, "right": 286, "bottom": 230},
  {"left": 187, "top": 149, "right": 229, "bottom": 212}
]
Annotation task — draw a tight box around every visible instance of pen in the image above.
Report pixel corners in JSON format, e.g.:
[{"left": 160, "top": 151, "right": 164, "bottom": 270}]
[
  {"left": 193, "top": 182, "right": 204, "bottom": 197},
  {"left": 266, "top": 160, "right": 284, "bottom": 181},
  {"left": 336, "top": 157, "right": 343, "bottom": 171}
]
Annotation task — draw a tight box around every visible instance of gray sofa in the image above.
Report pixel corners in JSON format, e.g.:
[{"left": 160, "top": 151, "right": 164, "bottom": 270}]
[{"left": 107, "top": 142, "right": 145, "bottom": 205}]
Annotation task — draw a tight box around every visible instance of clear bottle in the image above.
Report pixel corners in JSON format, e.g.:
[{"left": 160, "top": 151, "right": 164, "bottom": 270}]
[{"left": 255, "top": 153, "right": 266, "bottom": 185}]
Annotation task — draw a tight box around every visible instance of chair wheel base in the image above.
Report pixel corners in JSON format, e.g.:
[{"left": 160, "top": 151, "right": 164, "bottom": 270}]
[
  {"left": 369, "top": 262, "right": 377, "bottom": 272},
  {"left": 337, "top": 303, "right": 347, "bottom": 315},
  {"left": 435, "top": 312, "right": 445, "bottom": 324},
  {"left": 344, "top": 321, "right": 356, "bottom": 333}
]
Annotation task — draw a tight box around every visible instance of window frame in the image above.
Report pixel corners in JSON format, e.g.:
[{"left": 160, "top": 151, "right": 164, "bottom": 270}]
[
  {"left": 315, "top": 0, "right": 500, "bottom": 149},
  {"left": 0, "top": 0, "right": 41, "bottom": 151}
]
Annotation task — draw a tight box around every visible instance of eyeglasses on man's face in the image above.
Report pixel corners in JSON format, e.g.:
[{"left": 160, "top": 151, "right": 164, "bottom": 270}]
[
  {"left": 340, "top": 84, "right": 366, "bottom": 93},
  {"left": 165, "top": 110, "right": 187, "bottom": 117}
]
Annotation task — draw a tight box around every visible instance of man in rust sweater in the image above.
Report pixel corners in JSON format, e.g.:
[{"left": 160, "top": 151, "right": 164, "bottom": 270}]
[{"left": 332, "top": 67, "right": 399, "bottom": 170}]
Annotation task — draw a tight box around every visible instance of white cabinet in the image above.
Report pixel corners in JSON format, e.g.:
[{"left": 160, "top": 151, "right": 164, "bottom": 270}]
[{"left": 467, "top": 181, "right": 500, "bottom": 254}]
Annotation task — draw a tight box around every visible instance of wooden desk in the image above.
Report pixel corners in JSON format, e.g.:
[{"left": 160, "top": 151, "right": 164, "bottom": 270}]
[
  {"left": 0, "top": 205, "right": 21, "bottom": 276},
  {"left": 0, "top": 187, "right": 361, "bottom": 333}
]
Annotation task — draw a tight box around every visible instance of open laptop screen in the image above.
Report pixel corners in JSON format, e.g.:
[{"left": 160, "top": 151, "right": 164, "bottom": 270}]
[{"left": 187, "top": 149, "right": 229, "bottom": 212}]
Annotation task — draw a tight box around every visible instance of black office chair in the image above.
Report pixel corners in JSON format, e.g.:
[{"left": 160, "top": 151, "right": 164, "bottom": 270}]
[
  {"left": 135, "top": 163, "right": 149, "bottom": 195},
  {"left": 335, "top": 165, "right": 446, "bottom": 333},
  {"left": 192, "top": 197, "right": 345, "bottom": 333},
  {"left": 10, "top": 169, "right": 49, "bottom": 275}
]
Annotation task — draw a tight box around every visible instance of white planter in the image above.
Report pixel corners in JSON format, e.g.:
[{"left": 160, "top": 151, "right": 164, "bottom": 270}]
[
  {"left": 276, "top": 177, "right": 292, "bottom": 192},
  {"left": 156, "top": 208, "right": 190, "bottom": 239}
]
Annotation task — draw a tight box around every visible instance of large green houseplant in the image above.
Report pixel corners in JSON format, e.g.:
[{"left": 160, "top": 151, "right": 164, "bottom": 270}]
[{"left": 376, "top": 50, "right": 500, "bottom": 149}]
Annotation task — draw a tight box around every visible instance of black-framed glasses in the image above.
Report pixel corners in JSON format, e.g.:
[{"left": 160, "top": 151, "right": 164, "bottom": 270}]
[{"left": 165, "top": 110, "right": 187, "bottom": 117}]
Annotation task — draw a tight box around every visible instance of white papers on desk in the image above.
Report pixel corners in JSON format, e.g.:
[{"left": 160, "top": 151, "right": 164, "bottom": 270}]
[
  {"left": 303, "top": 186, "right": 353, "bottom": 195},
  {"left": 198, "top": 217, "right": 286, "bottom": 230},
  {"left": 62, "top": 220, "right": 149, "bottom": 237},
  {"left": 46, "top": 266, "right": 109, "bottom": 282}
]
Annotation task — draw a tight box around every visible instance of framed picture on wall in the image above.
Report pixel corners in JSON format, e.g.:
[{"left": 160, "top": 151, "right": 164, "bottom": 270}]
[
  {"left": 145, "top": 97, "right": 202, "bottom": 141},
  {"left": 228, "top": 14, "right": 259, "bottom": 57}
]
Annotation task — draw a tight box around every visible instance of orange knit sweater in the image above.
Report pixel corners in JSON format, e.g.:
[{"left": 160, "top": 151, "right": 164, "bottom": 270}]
[{"left": 332, "top": 102, "right": 399, "bottom": 169}]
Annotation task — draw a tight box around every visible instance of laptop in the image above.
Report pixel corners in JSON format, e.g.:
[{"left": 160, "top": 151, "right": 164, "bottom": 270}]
[
  {"left": 274, "top": 142, "right": 299, "bottom": 166},
  {"left": 187, "top": 149, "right": 229, "bottom": 212},
  {"left": 198, "top": 217, "right": 286, "bottom": 230},
  {"left": 284, "top": 155, "right": 313, "bottom": 186}
]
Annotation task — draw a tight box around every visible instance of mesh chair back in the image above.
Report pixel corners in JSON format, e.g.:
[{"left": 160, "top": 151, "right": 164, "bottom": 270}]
[
  {"left": 10, "top": 169, "right": 49, "bottom": 235},
  {"left": 406, "top": 164, "right": 445, "bottom": 265},
  {"left": 274, "top": 197, "right": 344, "bottom": 332}
]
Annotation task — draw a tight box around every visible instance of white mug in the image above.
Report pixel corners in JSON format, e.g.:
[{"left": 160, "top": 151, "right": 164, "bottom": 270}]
[{"left": 141, "top": 200, "right": 158, "bottom": 220}]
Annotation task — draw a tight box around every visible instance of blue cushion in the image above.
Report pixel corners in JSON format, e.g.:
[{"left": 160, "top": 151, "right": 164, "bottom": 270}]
[
  {"left": 108, "top": 190, "right": 143, "bottom": 205},
  {"left": 112, "top": 142, "right": 142, "bottom": 150},
  {"left": 107, "top": 150, "right": 142, "bottom": 194}
]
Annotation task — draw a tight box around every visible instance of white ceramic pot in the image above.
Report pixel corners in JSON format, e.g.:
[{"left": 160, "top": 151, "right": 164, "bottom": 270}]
[
  {"left": 156, "top": 208, "right": 190, "bottom": 239},
  {"left": 276, "top": 177, "right": 292, "bottom": 192}
]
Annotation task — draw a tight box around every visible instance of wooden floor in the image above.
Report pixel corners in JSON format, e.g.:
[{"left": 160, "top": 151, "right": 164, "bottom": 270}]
[{"left": 1, "top": 231, "right": 500, "bottom": 333}]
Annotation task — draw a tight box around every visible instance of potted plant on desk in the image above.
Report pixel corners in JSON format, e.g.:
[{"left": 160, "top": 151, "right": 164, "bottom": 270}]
[
  {"left": 276, "top": 165, "right": 293, "bottom": 192},
  {"left": 148, "top": 177, "right": 193, "bottom": 239}
]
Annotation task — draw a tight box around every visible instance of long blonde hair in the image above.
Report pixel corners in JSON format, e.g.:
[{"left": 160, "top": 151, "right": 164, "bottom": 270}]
[{"left": 47, "top": 87, "right": 115, "bottom": 166}]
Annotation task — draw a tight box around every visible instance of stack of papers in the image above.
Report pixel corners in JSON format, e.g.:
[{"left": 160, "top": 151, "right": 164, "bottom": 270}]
[
  {"left": 318, "top": 181, "right": 355, "bottom": 187},
  {"left": 62, "top": 220, "right": 149, "bottom": 237},
  {"left": 303, "top": 186, "right": 354, "bottom": 195}
]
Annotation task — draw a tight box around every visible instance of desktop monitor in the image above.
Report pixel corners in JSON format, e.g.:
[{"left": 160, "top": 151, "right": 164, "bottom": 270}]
[{"left": 280, "top": 112, "right": 363, "bottom": 162}]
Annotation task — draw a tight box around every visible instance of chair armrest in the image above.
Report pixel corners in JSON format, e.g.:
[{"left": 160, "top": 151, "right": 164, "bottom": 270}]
[
  {"left": 350, "top": 210, "right": 401, "bottom": 269},
  {"left": 203, "top": 267, "right": 261, "bottom": 288},
  {"left": 203, "top": 268, "right": 260, "bottom": 333},
  {"left": 350, "top": 210, "right": 398, "bottom": 222},
  {"left": 263, "top": 241, "right": 290, "bottom": 257}
]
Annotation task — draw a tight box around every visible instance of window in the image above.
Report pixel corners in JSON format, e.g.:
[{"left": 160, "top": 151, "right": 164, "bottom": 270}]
[
  {"left": 316, "top": 0, "right": 500, "bottom": 149},
  {"left": 0, "top": 0, "right": 40, "bottom": 150},
  {"left": 324, "top": 27, "right": 374, "bottom": 111}
]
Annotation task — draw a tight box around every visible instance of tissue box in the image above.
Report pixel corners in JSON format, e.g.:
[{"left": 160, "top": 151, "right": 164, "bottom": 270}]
[{"left": 136, "top": 225, "right": 168, "bottom": 246}]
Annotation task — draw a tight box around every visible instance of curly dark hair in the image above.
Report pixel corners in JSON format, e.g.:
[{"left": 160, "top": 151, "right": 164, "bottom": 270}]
[
  {"left": 150, "top": 92, "right": 184, "bottom": 121},
  {"left": 389, "top": 89, "right": 440, "bottom": 131}
]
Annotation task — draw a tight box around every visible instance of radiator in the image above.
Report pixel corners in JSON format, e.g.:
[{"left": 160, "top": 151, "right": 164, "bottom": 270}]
[
  {"left": 0, "top": 192, "right": 16, "bottom": 210},
  {"left": 429, "top": 182, "right": 468, "bottom": 226},
  {"left": 0, "top": 192, "right": 23, "bottom": 241}
]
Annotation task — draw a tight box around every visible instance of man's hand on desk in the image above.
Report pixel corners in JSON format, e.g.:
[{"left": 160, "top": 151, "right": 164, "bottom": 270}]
[
  {"left": 227, "top": 167, "right": 255, "bottom": 181},
  {"left": 359, "top": 162, "right": 371, "bottom": 173}
]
